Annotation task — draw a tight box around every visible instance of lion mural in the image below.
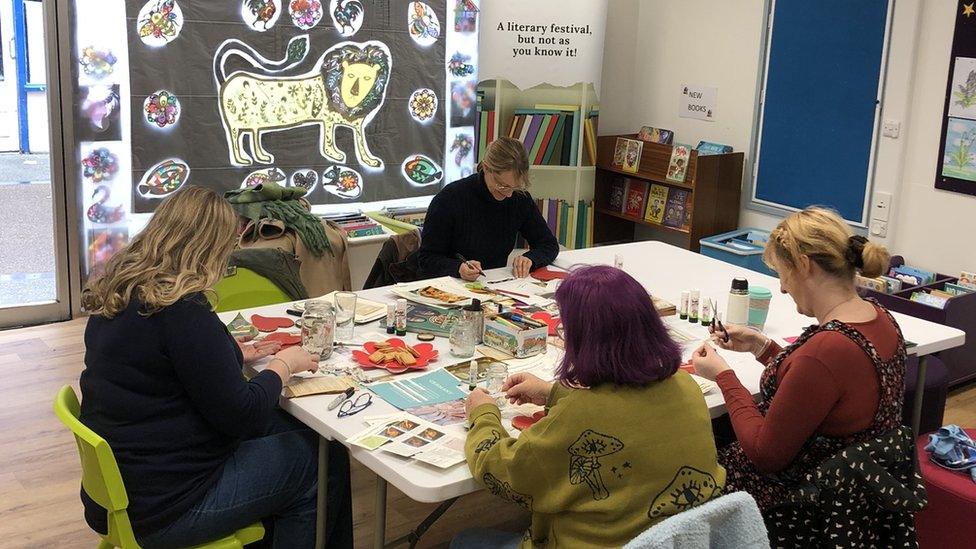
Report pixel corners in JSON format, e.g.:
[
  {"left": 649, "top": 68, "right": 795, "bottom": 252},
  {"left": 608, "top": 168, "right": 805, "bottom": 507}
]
[{"left": 213, "top": 35, "right": 392, "bottom": 168}]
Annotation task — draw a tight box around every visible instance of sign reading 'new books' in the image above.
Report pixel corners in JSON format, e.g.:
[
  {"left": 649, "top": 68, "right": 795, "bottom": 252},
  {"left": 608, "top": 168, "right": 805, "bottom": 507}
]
[
  {"left": 679, "top": 84, "right": 718, "bottom": 122},
  {"left": 479, "top": 0, "right": 608, "bottom": 96}
]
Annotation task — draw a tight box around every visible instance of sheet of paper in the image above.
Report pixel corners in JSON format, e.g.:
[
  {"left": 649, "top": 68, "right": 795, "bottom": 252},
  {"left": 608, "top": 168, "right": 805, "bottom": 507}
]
[{"left": 369, "top": 369, "right": 468, "bottom": 409}]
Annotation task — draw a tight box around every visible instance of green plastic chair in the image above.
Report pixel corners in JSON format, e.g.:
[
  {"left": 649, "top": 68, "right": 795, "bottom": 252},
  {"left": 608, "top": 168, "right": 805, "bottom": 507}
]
[
  {"left": 213, "top": 266, "right": 292, "bottom": 313},
  {"left": 53, "top": 386, "right": 265, "bottom": 549}
]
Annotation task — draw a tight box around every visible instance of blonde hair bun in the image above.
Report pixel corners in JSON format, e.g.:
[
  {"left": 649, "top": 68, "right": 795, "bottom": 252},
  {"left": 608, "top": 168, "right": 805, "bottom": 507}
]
[
  {"left": 860, "top": 241, "right": 889, "bottom": 279},
  {"left": 764, "top": 206, "right": 890, "bottom": 281}
]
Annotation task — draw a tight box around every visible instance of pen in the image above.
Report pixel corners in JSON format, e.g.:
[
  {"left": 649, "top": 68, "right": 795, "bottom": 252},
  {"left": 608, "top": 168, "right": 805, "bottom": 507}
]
[
  {"left": 455, "top": 253, "right": 486, "bottom": 278},
  {"left": 327, "top": 387, "right": 355, "bottom": 411}
]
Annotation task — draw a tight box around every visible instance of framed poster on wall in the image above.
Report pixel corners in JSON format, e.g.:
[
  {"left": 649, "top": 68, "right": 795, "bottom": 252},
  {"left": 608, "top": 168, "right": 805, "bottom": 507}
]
[{"left": 936, "top": 0, "right": 976, "bottom": 197}]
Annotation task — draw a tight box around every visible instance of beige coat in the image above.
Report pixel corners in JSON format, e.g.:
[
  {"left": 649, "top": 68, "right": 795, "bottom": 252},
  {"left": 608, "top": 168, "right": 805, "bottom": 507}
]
[{"left": 238, "top": 218, "right": 351, "bottom": 297}]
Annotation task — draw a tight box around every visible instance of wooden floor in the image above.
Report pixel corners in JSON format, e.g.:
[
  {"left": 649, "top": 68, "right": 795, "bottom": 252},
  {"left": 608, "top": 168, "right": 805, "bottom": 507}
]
[{"left": 1, "top": 318, "right": 973, "bottom": 548}]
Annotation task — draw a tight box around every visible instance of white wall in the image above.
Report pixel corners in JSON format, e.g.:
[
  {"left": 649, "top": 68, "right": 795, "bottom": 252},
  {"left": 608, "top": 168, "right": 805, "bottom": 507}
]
[{"left": 600, "top": 0, "right": 974, "bottom": 274}]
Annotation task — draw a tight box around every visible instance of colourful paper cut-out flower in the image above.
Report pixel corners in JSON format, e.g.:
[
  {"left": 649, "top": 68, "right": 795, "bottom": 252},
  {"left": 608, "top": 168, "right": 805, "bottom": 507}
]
[
  {"left": 82, "top": 148, "right": 119, "bottom": 183},
  {"left": 409, "top": 89, "right": 438, "bottom": 122},
  {"left": 144, "top": 90, "right": 181, "bottom": 129},
  {"left": 80, "top": 47, "right": 117, "bottom": 79}
]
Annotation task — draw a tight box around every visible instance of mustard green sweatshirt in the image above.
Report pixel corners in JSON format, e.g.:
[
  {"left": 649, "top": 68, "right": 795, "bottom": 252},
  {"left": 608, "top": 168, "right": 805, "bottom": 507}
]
[{"left": 464, "top": 371, "right": 726, "bottom": 548}]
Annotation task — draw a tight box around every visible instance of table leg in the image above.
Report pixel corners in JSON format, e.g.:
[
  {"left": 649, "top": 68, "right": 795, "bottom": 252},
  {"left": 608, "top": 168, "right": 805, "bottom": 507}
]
[
  {"left": 911, "top": 355, "right": 928, "bottom": 437},
  {"left": 910, "top": 355, "right": 930, "bottom": 474},
  {"left": 316, "top": 437, "right": 330, "bottom": 549},
  {"left": 374, "top": 476, "right": 388, "bottom": 549}
]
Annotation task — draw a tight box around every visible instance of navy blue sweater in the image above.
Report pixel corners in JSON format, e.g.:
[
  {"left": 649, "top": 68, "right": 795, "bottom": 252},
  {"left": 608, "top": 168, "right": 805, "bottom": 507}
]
[
  {"left": 79, "top": 293, "right": 282, "bottom": 538},
  {"left": 417, "top": 172, "right": 560, "bottom": 278}
]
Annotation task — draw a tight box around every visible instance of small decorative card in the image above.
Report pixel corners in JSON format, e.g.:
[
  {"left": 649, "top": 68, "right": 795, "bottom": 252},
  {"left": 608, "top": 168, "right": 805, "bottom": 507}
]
[
  {"left": 622, "top": 139, "right": 644, "bottom": 174},
  {"left": 666, "top": 144, "right": 691, "bottom": 183}
]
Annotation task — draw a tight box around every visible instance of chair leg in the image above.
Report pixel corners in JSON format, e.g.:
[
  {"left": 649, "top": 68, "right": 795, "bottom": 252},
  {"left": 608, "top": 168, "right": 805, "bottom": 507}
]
[{"left": 98, "top": 539, "right": 115, "bottom": 549}]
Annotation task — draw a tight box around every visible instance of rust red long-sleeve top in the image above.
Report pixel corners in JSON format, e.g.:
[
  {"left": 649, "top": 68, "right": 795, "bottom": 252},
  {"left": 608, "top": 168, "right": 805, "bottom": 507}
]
[{"left": 715, "top": 305, "right": 899, "bottom": 474}]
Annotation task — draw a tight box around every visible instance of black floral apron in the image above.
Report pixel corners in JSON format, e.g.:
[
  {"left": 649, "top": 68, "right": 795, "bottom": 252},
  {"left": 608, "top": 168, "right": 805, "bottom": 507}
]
[{"left": 720, "top": 302, "right": 907, "bottom": 510}]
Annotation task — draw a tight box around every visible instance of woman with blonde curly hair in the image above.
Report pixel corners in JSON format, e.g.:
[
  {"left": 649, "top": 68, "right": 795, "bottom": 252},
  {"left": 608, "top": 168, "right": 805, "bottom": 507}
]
[{"left": 79, "top": 186, "right": 352, "bottom": 548}]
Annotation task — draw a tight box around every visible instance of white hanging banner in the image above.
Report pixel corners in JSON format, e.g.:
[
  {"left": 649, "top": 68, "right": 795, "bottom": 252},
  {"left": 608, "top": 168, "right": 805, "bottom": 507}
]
[{"left": 478, "top": 0, "right": 608, "bottom": 98}]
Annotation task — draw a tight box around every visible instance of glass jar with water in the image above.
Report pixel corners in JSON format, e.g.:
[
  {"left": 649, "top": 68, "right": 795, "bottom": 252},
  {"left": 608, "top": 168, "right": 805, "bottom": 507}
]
[{"left": 302, "top": 300, "right": 335, "bottom": 360}]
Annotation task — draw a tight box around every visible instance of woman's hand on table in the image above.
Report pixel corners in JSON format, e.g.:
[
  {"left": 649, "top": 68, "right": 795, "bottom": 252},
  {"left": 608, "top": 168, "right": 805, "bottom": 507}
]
[
  {"left": 512, "top": 256, "right": 533, "bottom": 278},
  {"left": 466, "top": 388, "right": 496, "bottom": 416},
  {"left": 690, "top": 343, "right": 732, "bottom": 381},
  {"left": 267, "top": 346, "right": 319, "bottom": 381},
  {"left": 710, "top": 323, "right": 769, "bottom": 357},
  {"left": 458, "top": 260, "right": 483, "bottom": 282},
  {"left": 502, "top": 372, "right": 552, "bottom": 406},
  {"left": 237, "top": 337, "right": 281, "bottom": 364}
]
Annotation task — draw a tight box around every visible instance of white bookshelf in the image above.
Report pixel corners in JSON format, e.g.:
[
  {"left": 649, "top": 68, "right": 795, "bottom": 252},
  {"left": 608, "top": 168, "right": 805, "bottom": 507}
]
[{"left": 479, "top": 80, "right": 598, "bottom": 211}]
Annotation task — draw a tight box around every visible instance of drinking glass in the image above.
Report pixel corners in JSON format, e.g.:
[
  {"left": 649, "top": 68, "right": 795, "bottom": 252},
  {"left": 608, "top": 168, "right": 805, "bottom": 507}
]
[{"left": 334, "top": 291, "right": 357, "bottom": 342}]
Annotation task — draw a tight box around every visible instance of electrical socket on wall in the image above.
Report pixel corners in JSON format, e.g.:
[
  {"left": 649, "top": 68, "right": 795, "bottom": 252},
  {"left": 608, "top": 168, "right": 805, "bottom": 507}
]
[
  {"left": 870, "top": 220, "right": 888, "bottom": 238},
  {"left": 872, "top": 191, "right": 892, "bottom": 222},
  {"left": 882, "top": 120, "right": 901, "bottom": 139}
]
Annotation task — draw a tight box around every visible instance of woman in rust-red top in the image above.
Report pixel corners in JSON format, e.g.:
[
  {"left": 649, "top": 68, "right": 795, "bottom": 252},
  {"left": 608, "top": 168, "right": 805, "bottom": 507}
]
[{"left": 691, "top": 207, "right": 906, "bottom": 514}]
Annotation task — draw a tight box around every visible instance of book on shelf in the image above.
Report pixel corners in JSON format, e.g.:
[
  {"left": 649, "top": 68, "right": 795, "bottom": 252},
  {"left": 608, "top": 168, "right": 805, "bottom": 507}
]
[
  {"left": 621, "top": 139, "right": 643, "bottom": 174},
  {"left": 623, "top": 180, "right": 649, "bottom": 218},
  {"left": 662, "top": 188, "right": 690, "bottom": 229},
  {"left": 888, "top": 265, "right": 937, "bottom": 287},
  {"left": 613, "top": 137, "right": 628, "bottom": 167},
  {"left": 583, "top": 109, "right": 599, "bottom": 165},
  {"left": 637, "top": 125, "right": 674, "bottom": 145},
  {"left": 959, "top": 270, "right": 976, "bottom": 289},
  {"left": 608, "top": 177, "right": 626, "bottom": 211},
  {"left": 666, "top": 144, "right": 691, "bottom": 183},
  {"left": 910, "top": 291, "right": 949, "bottom": 309},
  {"left": 644, "top": 184, "right": 669, "bottom": 224},
  {"left": 696, "top": 141, "right": 733, "bottom": 155}
]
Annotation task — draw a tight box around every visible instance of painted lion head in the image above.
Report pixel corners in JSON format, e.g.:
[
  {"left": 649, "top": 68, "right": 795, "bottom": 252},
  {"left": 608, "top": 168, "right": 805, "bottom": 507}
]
[{"left": 323, "top": 41, "right": 391, "bottom": 120}]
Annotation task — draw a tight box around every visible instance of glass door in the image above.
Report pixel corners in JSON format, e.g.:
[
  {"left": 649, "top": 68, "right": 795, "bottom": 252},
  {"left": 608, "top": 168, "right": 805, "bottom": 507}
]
[{"left": 0, "top": 0, "right": 72, "bottom": 328}]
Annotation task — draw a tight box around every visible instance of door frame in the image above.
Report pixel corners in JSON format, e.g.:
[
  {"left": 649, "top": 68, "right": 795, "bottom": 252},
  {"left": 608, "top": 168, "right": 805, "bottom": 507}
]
[{"left": 0, "top": 0, "right": 74, "bottom": 329}]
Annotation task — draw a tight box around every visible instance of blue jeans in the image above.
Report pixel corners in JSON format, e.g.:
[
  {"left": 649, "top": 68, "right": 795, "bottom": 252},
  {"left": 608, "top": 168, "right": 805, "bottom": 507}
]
[
  {"left": 139, "top": 411, "right": 352, "bottom": 549},
  {"left": 450, "top": 528, "right": 523, "bottom": 549}
]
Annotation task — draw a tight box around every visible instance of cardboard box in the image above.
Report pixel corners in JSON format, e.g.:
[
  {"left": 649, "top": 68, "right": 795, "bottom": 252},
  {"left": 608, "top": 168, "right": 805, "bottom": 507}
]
[{"left": 483, "top": 314, "right": 548, "bottom": 358}]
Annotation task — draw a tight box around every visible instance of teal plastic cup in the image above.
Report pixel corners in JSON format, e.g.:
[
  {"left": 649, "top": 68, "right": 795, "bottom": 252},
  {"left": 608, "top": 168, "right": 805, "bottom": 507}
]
[{"left": 748, "top": 287, "right": 772, "bottom": 331}]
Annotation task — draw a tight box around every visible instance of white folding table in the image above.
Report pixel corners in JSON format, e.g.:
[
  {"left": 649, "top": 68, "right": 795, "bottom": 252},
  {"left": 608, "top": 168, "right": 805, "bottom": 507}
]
[{"left": 221, "top": 241, "right": 964, "bottom": 548}]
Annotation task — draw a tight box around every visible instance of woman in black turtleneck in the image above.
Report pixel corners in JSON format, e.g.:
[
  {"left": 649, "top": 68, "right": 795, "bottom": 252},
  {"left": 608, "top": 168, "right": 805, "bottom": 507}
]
[{"left": 417, "top": 137, "right": 560, "bottom": 281}]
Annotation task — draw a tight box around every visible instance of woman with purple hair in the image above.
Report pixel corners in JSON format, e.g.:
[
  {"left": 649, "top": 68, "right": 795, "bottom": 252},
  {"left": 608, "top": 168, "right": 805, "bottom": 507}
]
[{"left": 454, "top": 265, "right": 725, "bottom": 548}]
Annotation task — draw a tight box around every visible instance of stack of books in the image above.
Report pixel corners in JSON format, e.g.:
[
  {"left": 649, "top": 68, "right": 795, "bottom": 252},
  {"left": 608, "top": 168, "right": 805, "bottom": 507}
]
[
  {"left": 608, "top": 177, "right": 693, "bottom": 231},
  {"left": 321, "top": 211, "right": 386, "bottom": 238},
  {"left": 506, "top": 105, "right": 600, "bottom": 167},
  {"left": 383, "top": 206, "right": 427, "bottom": 228}
]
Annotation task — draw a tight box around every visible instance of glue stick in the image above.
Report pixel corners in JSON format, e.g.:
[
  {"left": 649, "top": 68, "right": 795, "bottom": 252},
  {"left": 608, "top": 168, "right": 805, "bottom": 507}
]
[
  {"left": 386, "top": 303, "right": 396, "bottom": 334},
  {"left": 700, "top": 298, "right": 712, "bottom": 326},
  {"left": 468, "top": 360, "right": 479, "bottom": 391},
  {"left": 679, "top": 291, "right": 690, "bottom": 320},
  {"left": 689, "top": 290, "right": 700, "bottom": 323}
]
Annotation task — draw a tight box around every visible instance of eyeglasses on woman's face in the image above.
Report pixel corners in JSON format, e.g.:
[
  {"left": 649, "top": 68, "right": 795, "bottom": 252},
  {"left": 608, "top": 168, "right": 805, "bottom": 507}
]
[{"left": 486, "top": 170, "right": 524, "bottom": 193}]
